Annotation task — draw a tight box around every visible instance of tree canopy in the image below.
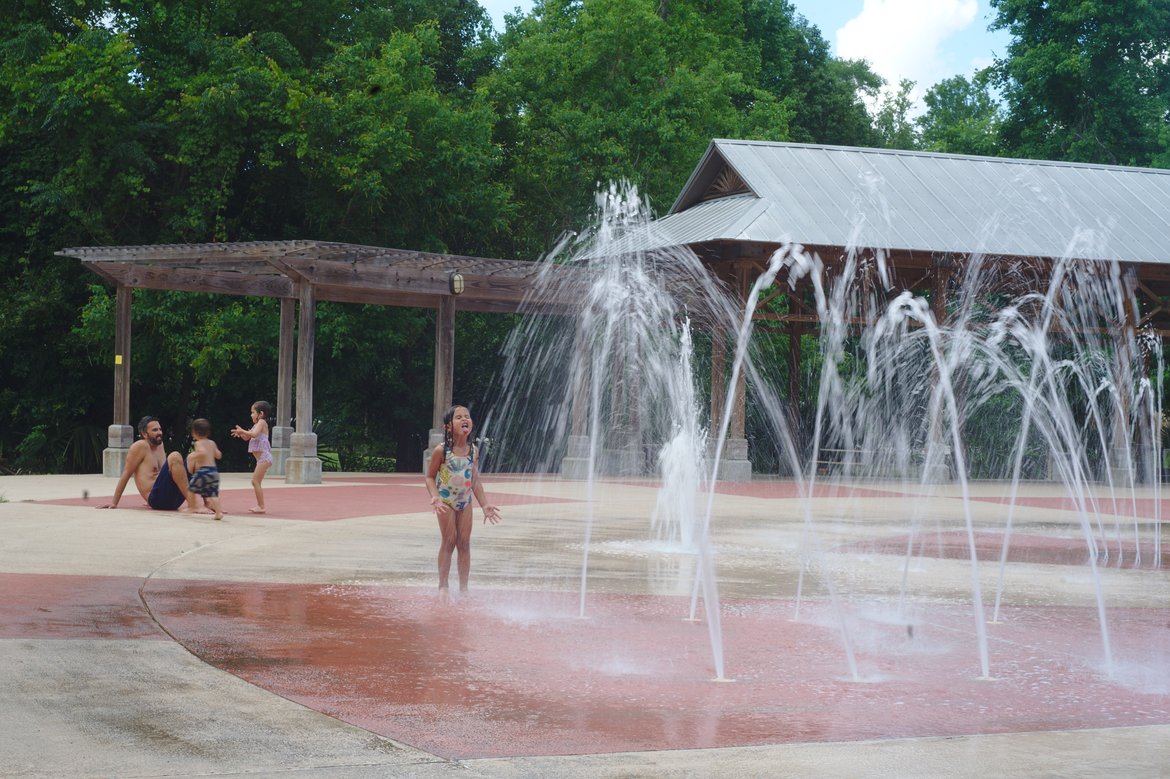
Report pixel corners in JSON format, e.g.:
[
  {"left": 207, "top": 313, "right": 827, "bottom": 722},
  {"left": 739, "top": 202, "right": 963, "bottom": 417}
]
[{"left": 990, "top": 0, "right": 1170, "bottom": 166}]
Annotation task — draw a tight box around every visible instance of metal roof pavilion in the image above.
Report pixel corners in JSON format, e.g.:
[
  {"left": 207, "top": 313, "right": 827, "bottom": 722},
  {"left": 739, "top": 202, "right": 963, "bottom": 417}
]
[
  {"left": 656, "top": 139, "right": 1170, "bottom": 266},
  {"left": 628, "top": 140, "right": 1170, "bottom": 480}
]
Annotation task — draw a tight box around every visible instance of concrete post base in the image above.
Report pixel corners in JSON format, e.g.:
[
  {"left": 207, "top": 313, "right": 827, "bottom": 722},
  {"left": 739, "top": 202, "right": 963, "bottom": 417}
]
[
  {"left": 103, "top": 448, "right": 128, "bottom": 478},
  {"left": 286, "top": 432, "right": 321, "bottom": 485},
  {"left": 270, "top": 425, "right": 292, "bottom": 477},
  {"left": 560, "top": 435, "right": 592, "bottom": 480},
  {"left": 712, "top": 437, "right": 752, "bottom": 482},
  {"left": 421, "top": 428, "right": 444, "bottom": 473},
  {"left": 102, "top": 425, "right": 135, "bottom": 477},
  {"left": 602, "top": 446, "right": 644, "bottom": 476}
]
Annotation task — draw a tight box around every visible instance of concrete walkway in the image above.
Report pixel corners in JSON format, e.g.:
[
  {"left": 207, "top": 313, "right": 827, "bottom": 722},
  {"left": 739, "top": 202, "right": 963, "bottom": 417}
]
[{"left": 2, "top": 472, "right": 1169, "bottom": 778}]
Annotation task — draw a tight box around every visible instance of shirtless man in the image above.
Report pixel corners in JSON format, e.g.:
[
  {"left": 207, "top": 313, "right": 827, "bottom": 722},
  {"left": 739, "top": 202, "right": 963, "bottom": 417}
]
[{"left": 101, "top": 416, "right": 198, "bottom": 512}]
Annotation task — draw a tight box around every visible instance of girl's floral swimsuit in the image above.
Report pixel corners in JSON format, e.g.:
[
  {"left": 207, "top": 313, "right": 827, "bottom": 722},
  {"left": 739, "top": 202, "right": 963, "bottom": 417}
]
[
  {"left": 248, "top": 431, "right": 273, "bottom": 465},
  {"left": 436, "top": 445, "right": 475, "bottom": 510}
]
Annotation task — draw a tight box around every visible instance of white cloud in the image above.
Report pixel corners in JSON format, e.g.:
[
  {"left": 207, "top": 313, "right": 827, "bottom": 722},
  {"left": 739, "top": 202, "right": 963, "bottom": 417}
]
[{"left": 837, "top": 0, "right": 978, "bottom": 103}]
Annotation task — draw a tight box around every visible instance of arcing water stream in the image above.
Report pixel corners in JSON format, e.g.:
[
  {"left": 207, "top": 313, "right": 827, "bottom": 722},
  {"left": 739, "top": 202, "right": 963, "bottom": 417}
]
[{"left": 481, "top": 182, "right": 1167, "bottom": 688}]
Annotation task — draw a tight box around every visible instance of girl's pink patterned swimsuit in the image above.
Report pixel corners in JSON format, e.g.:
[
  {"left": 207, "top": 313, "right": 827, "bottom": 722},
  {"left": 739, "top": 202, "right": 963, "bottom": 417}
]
[
  {"left": 436, "top": 445, "right": 475, "bottom": 510},
  {"left": 248, "top": 432, "right": 273, "bottom": 464}
]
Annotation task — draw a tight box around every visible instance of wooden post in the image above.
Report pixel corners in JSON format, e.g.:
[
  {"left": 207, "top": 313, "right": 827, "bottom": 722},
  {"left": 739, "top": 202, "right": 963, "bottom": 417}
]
[
  {"left": 731, "top": 352, "right": 747, "bottom": 439},
  {"left": 427, "top": 296, "right": 457, "bottom": 461},
  {"left": 113, "top": 284, "right": 131, "bottom": 425},
  {"left": 1112, "top": 264, "right": 1140, "bottom": 485},
  {"left": 710, "top": 326, "right": 726, "bottom": 434},
  {"left": 286, "top": 282, "right": 321, "bottom": 483},
  {"left": 706, "top": 262, "right": 752, "bottom": 481},
  {"left": 787, "top": 319, "right": 802, "bottom": 454},
  {"left": 927, "top": 256, "right": 953, "bottom": 482},
  {"left": 932, "top": 259, "right": 950, "bottom": 325},
  {"left": 717, "top": 264, "right": 752, "bottom": 480},
  {"left": 104, "top": 283, "right": 135, "bottom": 476},
  {"left": 270, "top": 297, "right": 295, "bottom": 476},
  {"left": 561, "top": 318, "right": 592, "bottom": 479},
  {"left": 433, "top": 296, "right": 456, "bottom": 429}
]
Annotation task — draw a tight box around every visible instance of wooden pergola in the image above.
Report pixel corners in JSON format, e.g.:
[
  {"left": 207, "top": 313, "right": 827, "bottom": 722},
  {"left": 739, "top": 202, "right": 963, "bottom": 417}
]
[{"left": 58, "top": 240, "right": 583, "bottom": 483}]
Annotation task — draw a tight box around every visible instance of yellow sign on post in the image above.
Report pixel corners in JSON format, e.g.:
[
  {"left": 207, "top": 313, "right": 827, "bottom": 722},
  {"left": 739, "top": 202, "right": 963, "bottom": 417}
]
[{"left": 115, "top": 354, "right": 123, "bottom": 365}]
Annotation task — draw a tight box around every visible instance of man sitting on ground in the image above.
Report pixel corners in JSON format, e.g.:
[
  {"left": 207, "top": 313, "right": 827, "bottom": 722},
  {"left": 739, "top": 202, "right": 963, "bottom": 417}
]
[{"left": 101, "top": 416, "right": 198, "bottom": 512}]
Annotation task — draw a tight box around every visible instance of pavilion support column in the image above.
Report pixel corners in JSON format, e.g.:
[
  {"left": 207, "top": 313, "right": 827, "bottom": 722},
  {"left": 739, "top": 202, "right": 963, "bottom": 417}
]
[
  {"left": 1110, "top": 265, "right": 1141, "bottom": 485},
  {"left": 924, "top": 258, "right": 954, "bottom": 483},
  {"left": 561, "top": 322, "right": 592, "bottom": 479},
  {"left": 270, "top": 297, "right": 295, "bottom": 476},
  {"left": 286, "top": 283, "right": 321, "bottom": 484},
  {"left": 426, "top": 296, "right": 456, "bottom": 463},
  {"left": 104, "top": 283, "right": 135, "bottom": 476},
  {"left": 711, "top": 328, "right": 726, "bottom": 435},
  {"left": 787, "top": 320, "right": 803, "bottom": 463},
  {"left": 712, "top": 265, "right": 752, "bottom": 482},
  {"left": 603, "top": 321, "right": 641, "bottom": 475}
]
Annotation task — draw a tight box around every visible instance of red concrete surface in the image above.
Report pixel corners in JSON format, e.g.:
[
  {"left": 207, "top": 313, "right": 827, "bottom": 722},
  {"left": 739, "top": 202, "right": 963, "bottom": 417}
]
[
  {"left": 6, "top": 565, "right": 1170, "bottom": 759},
  {"left": 0, "top": 572, "right": 163, "bottom": 640},
  {"left": 40, "top": 484, "right": 576, "bottom": 521},
  {"left": 845, "top": 531, "right": 1170, "bottom": 568},
  {"left": 138, "top": 581, "right": 1170, "bottom": 760},
  {"left": 713, "top": 481, "right": 916, "bottom": 499},
  {"left": 972, "top": 494, "right": 1170, "bottom": 520}
]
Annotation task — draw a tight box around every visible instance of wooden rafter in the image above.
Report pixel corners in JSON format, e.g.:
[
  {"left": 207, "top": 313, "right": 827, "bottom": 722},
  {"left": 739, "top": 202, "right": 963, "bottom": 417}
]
[
  {"left": 59, "top": 240, "right": 586, "bottom": 314},
  {"left": 702, "top": 166, "right": 751, "bottom": 201}
]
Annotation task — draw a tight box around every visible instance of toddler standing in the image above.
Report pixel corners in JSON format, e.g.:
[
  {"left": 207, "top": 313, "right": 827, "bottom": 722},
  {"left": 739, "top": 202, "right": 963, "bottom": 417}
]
[{"left": 187, "top": 418, "right": 223, "bottom": 520}]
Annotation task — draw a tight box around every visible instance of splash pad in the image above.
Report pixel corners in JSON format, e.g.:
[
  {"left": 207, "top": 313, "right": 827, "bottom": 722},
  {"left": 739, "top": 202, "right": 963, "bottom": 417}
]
[
  {"left": 141, "top": 477, "right": 1170, "bottom": 759},
  {"left": 147, "top": 183, "right": 1170, "bottom": 758}
]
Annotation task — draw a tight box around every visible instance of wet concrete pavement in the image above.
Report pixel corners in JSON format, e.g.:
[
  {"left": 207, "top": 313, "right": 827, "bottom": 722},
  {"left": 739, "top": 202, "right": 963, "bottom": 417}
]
[{"left": 2, "top": 471, "right": 1170, "bottom": 778}]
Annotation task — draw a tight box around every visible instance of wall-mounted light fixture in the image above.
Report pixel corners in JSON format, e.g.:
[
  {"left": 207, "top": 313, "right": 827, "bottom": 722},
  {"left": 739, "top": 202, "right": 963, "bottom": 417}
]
[{"left": 448, "top": 271, "right": 465, "bottom": 295}]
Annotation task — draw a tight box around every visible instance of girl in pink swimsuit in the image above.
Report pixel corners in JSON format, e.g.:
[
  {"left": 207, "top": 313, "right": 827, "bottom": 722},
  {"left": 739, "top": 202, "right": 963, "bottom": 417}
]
[
  {"left": 231, "top": 400, "right": 273, "bottom": 514},
  {"left": 425, "top": 404, "right": 501, "bottom": 600}
]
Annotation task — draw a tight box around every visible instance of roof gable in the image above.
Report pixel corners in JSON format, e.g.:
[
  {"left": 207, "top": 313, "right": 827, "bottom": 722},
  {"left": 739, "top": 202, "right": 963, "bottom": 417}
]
[
  {"left": 660, "top": 140, "right": 1170, "bottom": 265},
  {"left": 670, "top": 142, "right": 758, "bottom": 213}
]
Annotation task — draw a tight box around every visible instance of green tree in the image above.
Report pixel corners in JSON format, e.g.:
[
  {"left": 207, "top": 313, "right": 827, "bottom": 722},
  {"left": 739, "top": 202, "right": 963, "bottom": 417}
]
[
  {"left": 873, "top": 79, "right": 920, "bottom": 150},
  {"left": 488, "top": 0, "right": 880, "bottom": 254},
  {"left": 0, "top": 21, "right": 155, "bottom": 472},
  {"left": 990, "top": 0, "right": 1170, "bottom": 166},
  {"left": 487, "top": 0, "right": 764, "bottom": 252},
  {"left": 917, "top": 70, "right": 1004, "bottom": 156},
  {"left": 0, "top": 2, "right": 513, "bottom": 472},
  {"left": 743, "top": 1, "right": 881, "bottom": 147}
]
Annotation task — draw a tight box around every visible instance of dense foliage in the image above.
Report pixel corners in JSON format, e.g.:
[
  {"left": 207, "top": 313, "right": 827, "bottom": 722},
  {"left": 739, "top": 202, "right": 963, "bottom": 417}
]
[{"left": 1, "top": 0, "right": 1168, "bottom": 473}]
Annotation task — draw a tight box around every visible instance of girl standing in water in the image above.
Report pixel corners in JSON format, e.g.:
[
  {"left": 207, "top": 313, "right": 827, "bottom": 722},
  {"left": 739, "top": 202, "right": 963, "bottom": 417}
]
[
  {"left": 231, "top": 400, "right": 272, "bottom": 514},
  {"left": 425, "top": 405, "right": 501, "bottom": 600}
]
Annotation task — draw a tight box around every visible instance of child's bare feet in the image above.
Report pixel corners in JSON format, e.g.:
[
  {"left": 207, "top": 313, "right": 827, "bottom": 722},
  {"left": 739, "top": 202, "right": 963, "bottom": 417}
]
[
  {"left": 438, "top": 587, "right": 451, "bottom": 604},
  {"left": 214, "top": 512, "right": 223, "bottom": 521},
  {"left": 248, "top": 507, "right": 266, "bottom": 514}
]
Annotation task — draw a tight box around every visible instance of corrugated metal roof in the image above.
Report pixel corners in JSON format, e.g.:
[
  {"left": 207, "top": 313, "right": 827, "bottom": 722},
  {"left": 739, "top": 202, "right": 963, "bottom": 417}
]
[{"left": 654, "top": 140, "right": 1170, "bottom": 263}]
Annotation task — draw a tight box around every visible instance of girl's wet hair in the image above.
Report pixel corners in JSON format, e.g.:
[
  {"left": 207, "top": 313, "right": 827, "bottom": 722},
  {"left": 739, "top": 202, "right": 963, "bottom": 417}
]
[
  {"left": 442, "top": 404, "right": 473, "bottom": 462},
  {"left": 252, "top": 400, "right": 273, "bottom": 420}
]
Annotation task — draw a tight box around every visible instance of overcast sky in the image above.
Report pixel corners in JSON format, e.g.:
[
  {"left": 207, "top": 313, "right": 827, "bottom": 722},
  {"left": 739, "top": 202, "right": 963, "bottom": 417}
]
[{"left": 478, "top": 0, "right": 1011, "bottom": 105}]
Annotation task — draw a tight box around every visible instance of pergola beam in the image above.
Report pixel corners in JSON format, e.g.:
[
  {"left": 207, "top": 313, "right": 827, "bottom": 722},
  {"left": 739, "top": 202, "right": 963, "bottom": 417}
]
[{"left": 85, "top": 262, "right": 294, "bottom": 298}]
